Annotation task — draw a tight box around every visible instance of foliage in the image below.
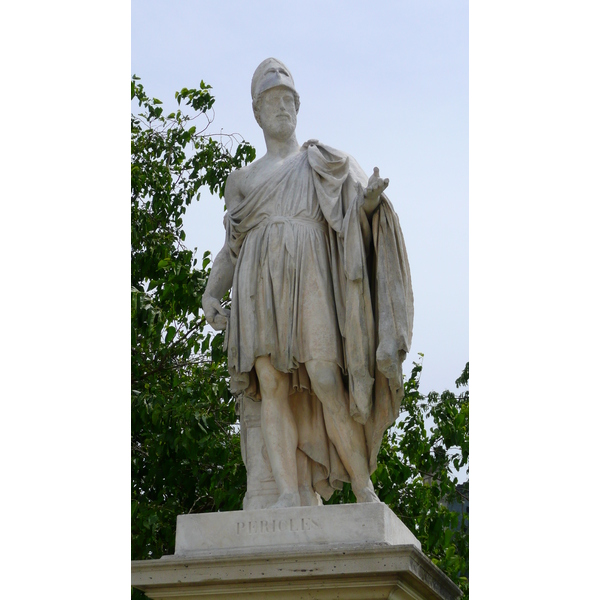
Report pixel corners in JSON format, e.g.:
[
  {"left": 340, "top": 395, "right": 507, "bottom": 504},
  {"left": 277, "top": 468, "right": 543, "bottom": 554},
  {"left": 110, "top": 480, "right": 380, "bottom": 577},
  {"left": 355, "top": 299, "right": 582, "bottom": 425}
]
[
  {"left": 131, "top": 77, "right": 256, "bottom": 568},
  {"left": 389, "top": 359, "right": 469, "bottom": 596},
  {"left": 131, "top": 75, "right": 468, "bottom": 599},
  {"left": 327, "top": 359, "right": 469, "bottom": 597}
]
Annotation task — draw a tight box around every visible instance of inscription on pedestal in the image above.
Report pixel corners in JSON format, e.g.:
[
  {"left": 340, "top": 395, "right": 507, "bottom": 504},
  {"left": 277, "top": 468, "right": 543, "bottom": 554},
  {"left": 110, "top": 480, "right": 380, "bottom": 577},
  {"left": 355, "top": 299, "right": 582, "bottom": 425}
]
[
  {"left": 175, "top": 504, "right": 422, "bottom": 555},
  {"left": 236, "top": 517, "right": 320, "bottom": 535}
]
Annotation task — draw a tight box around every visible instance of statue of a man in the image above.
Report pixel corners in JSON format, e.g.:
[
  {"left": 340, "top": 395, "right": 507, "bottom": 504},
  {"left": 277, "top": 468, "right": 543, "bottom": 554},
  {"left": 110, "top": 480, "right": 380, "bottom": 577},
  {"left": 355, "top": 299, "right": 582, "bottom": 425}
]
[{"left": 202, "top": 58, "right": 413, "bottom": 508}]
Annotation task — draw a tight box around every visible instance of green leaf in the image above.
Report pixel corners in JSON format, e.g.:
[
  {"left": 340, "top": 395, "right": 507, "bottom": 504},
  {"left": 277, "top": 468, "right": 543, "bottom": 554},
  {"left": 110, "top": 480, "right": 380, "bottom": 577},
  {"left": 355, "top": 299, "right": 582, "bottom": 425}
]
[{"left": 165, "top": 326, "right": 176, "bottom": 344}]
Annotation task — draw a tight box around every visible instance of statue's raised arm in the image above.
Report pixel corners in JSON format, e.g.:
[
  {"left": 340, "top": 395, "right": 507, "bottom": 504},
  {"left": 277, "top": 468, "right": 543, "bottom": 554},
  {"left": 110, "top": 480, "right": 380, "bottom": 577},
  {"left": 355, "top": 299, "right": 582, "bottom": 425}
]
[{"left": 363, "top": 167, "right": 389, "bottom": 218}]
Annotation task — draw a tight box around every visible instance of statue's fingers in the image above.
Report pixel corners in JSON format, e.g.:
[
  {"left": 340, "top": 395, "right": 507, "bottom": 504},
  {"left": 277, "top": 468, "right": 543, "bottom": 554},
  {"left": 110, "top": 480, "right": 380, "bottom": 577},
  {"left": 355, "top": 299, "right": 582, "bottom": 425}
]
[{"left": 214, "top": 303, "right": 228, "bottom": 316}]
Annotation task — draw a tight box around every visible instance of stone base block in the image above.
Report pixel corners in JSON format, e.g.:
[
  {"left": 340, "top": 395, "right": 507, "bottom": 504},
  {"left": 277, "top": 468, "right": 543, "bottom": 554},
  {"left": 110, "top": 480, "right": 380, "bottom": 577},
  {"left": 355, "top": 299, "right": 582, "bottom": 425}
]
[
  {"left": 175, "top": 503, "right": 420, "bottom": 554},
  {"left": 132, "top": 504, "right": 462, "bottom": 600}
]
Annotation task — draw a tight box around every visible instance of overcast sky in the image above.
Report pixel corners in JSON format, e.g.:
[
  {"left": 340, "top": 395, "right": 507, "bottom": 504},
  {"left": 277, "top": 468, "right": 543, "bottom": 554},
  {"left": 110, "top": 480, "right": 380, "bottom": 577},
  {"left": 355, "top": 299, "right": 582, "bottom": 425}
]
[
  {"left": 131, "top": 0, "right": 469, "bottom": 394},
  {"left": 4, "top": 2, "right": 600, "bottom": 597}
]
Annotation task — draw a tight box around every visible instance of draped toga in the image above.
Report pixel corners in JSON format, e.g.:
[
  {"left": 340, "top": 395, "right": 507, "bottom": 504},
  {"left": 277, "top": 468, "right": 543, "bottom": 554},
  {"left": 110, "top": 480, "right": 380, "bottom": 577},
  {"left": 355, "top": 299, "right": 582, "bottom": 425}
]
[{"left": 224, "top": 140, "right": 413, "bottom": 500}]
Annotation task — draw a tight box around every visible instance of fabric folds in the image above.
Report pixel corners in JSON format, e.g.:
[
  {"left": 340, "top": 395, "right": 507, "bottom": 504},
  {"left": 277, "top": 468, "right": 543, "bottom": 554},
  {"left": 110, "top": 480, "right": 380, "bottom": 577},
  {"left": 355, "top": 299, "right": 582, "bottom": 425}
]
[{"left": 225, "top": 141, "right": 413, "bottom": 499}]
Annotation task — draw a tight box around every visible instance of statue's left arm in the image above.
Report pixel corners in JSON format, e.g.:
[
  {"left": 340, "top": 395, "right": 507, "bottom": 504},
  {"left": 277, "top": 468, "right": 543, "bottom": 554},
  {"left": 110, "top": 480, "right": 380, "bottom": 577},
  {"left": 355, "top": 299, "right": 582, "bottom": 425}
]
[{"left": 362, "top": 167, "right": 389, "bottom": 219}]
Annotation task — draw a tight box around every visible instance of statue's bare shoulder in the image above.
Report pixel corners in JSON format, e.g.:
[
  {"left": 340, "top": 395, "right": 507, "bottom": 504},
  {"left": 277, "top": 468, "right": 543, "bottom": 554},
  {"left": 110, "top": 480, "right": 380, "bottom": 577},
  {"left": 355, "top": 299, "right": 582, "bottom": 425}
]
[
  {"left": 224, "top": 159, "right": 261, "bottom": 210},
  {"left": 224, "top": 166, "right": 247, "bottom": 212}
]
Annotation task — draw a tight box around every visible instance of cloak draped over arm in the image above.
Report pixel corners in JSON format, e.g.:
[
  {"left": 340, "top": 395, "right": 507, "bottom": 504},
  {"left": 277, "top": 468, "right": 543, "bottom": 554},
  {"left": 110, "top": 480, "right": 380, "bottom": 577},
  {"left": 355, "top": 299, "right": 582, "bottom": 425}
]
[{"left": 308, "top": 142, "right": 414, "bottom": 481}]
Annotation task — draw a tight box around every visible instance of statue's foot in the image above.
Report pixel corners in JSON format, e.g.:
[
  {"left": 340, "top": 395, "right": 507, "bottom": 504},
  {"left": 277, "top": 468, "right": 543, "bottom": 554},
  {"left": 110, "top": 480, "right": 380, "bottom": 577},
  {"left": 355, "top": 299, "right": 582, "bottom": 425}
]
[
  {"left": 354, "top": 481, "right": 382, "bottom": 503},
  {"left": 271, "top": 492, "right": 301, "bottom": 509}
]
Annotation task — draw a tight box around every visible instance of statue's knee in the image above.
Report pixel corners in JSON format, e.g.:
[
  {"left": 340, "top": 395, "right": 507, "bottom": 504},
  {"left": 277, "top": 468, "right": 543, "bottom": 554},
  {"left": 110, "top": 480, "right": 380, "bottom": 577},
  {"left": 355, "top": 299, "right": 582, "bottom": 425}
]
[
  {"left": 258, "top": 373, "right": 281, "bottom": 396},
  {"left": 307, "top": 362, "right": 339, "bottom": 397},
  {"left": 255, "top": 359, "right": 287, "bottom": 397}
]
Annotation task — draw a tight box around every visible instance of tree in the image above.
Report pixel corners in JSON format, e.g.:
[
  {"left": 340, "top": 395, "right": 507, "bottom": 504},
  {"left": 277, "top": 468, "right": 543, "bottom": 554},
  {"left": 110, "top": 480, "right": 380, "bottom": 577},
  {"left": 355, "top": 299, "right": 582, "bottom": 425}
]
[
  {"left": 131, "top": 76, "right": 468, "bottom": 598},
  {"left": 382, "top": 359, "right": 468, "bottom": 596},
  {"left": 131, "top": 77, "right": 255, "bottom": 565}
]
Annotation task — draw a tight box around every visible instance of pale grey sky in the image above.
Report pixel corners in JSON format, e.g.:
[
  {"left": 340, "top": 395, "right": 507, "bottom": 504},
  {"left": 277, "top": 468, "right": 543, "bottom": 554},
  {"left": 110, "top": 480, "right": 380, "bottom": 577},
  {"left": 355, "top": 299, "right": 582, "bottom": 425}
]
[
  {"left": 132, "top": 0, "right": 469, "bottom": 395},
  {"left": 4, "top": 2, "right": 600, "bottom": 596}
]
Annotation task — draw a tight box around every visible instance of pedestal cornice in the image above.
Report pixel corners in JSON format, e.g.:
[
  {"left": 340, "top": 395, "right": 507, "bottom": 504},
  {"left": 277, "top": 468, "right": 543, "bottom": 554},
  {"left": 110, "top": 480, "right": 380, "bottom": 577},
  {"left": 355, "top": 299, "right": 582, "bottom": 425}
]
[{"left": 132, "top": 542, "right": 462, "bottom": 600}]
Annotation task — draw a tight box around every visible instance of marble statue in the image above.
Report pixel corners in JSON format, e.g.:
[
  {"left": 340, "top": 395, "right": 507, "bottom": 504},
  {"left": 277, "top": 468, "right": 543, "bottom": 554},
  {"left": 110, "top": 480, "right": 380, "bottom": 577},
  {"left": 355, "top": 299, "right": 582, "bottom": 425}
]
[{"left": 202, "top": 58, "right": 413, "bottom": 509}]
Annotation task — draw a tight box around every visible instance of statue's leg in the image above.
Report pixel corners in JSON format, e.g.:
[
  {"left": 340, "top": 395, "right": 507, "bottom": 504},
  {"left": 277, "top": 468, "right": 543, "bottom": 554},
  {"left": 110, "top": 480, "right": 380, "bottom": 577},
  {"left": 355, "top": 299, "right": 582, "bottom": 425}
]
[
  {"left": 305, "top": 359, "right": 380, "bottom": 503},
  {"left": 296, "top": 447, "right": 321, "bottom": 506},
  {"left": 254, "top": 355, "right": 301, "bottom": 508}
]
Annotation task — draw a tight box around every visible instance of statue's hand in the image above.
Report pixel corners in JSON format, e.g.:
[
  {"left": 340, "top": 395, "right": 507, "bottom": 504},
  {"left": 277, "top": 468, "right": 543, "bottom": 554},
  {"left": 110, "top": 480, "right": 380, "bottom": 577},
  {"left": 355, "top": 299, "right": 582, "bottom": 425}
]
[
  {"left": 202, "top": 294, "right": 230, "bottom": 331},
  {"left": 363, "top": 167, "right": 389, "bottom": 216}
]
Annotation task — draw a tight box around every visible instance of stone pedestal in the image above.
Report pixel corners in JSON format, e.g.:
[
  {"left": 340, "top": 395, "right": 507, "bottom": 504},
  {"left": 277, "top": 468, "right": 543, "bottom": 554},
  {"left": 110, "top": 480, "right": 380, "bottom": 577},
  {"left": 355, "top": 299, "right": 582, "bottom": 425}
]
[{"left": 132, "top": 504, "right": 462, "bottom": 599}]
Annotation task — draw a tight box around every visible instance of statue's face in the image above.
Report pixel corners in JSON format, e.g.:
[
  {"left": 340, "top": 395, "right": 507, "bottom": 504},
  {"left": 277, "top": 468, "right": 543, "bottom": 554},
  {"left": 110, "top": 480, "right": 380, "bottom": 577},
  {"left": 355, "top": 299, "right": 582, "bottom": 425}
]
[{"left": 258, "top": 86, "right": 297, "bottom": 140}]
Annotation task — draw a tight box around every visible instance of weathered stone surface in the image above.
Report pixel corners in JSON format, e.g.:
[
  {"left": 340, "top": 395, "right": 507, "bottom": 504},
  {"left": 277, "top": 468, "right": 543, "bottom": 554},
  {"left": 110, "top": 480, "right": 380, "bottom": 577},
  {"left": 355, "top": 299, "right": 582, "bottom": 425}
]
[
  {"left": 132, "top": 500, "right": 462, "bottom": 599},
  {"left": 132, "top": 543, "right": 461, "bottom": 600},
  {"left": 174, "top": 503, "right": 420, "bottom": 555},
  {"left": 202, "top": 58, "right": 414, "bottom": 508},
  {"left": 239, "top": 393, "right": 280, "bottom": 509}
]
